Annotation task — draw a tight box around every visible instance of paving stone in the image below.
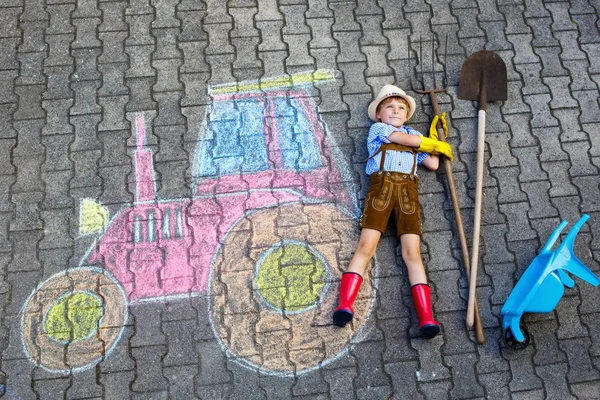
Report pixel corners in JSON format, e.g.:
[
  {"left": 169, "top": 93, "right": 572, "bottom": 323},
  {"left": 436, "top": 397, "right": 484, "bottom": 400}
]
[
  {"left": 511, "top": 389, "right": 545, "bottom": 400},
  {"left": 99, "top": 165, "right": 134, "bottom": 204},
  {"left": 2, "top": 359, "right": 38, "bottom": 400},
  {"left": 405, "top": 12, "right": 437, "bottom": 41},
  {"left": 581, "top": 313, "right": 600, "bottom": 357},
  {"left": 98, "top": 32, "right": 128, "bottom": 65},
  {"left": 100, "top": 370, "right": 136, "bottom": 399},
  {"left": 70, "top": 114, "right": 102, "bottom": 151},
  {"left": 445, "top": 352, "right": 485, "bottom": 399},
  {"left": 71, "top": 18, "right": 101, "bottom": 48},
  {"left": 511, "top": 146, "right": 548, "bottom": 183},
  {"left": 125, "top": 45, "right": 155, "bottom": 78},
  {"left": 153, "top": 28, "right": 182, "bottom": 60},
  {"left": 195, "top": 339, "right": 231, "bottom": 386},
  {"left": 543, "top": 161, "right": 580, "bottom": 198},
  {"left": 19, "top": 21, "right": 48, "bottom": 53},
  {"left": 479, "top": 371, "right": 511, "bottom": 399},
  {"left": 70, "top": 80, "right": 102, "bottom": 115},
  {"left": 481, "top": 224, "right": 514, "bottom": 264},
  {"left": 351, "top": 340, "right": 390, "bottom": 390},
  {"left": 281, "top": 34, "right": 313, "bottom": 69},
  {"left": 521, "top": 181, "right": 559, "bottom": 219},
  {"left": 0, "top": 176, "right": 15, "bottom": 212},
  {"left": 570, "top": 381, "right": 600, "bottom": 400},
  {"left": 125, "top": 76, "right": 158, "bottom": 111},
  {"left": 44, "top": 65, "right": 74, "bottom": 100},
  {"left": 502, "top": 343, "right": 543, "bottom": 392},
  {"left": 559, "top": 337, "right": 600, "bottom": 383},
  {"left": 419, "top": 379, "right": 451, "bottom": 399},
  {"left": 45, "top": 34, "right": 74, "bottom": 67},
  {"left": 42, "top": 99, "right": 74, "bottom": 135},
  {"left": 41, "top": 134, "right": 73, "bottom": 171},
  {"left": 33, "top": 377, "right": 71, "bottom": 399},
  {"left": 555, "top": 295, "right": 589, "bottom": 340},
  {"left": 130, "top": 345, "right": 169, "bottom": 392},
  {"left": 572, "top": 90, "right": 600, "bottom": 124},
  {"left": 10, "top": 156, "right": 45, "bottom": 194},
  {"left": 70, "top": 149, "right": 102, "bottom": 188},
  {"left": 351, "top": 0, "right": 381, "bottom": 16},
  {"left": 485, "top": 262, "right": 516, "bottom": 306},
  {"left": 492, "top": 167, "right": 528, "bottom": 204},
  {"left": 527, "top": 17, "right": 559, "bottom": 47},
  {"left": 164, "top": 365, "right": 199, "bottom": 399},
  {"left": 206, "top": 53, "right": 236, "bottom": 83},
  {"left": 98, "top": 1, "right": 127, "bottom": 32},
  {"left": 14, "top": 85, "right": 45, "bottom": 120},
  {"left": 322, "top": 367, "right": 357, "bottom": 400},
  {"left": 421, "top": 231, "right": 459, "bottom": 272},
  {"left": 39, "top": 209, "right": 73, "bottom": 249},
  {"left": 555, "top": 31, "right": 588, "bottom": 61},
  {"left": 292, "top": 370, "right": 329, "bottom": 397},
  {"left": 15, "top": 53, "right": 45, "bottom": 86},
  {"left": 535, "top": 363, "right": 577, "bottom": 400},
  {"left": 0, "top": 7, "right": 20, "bottom": 37},
  {"left": 0, "top": 139, "right": 15, "bottom": 175}
]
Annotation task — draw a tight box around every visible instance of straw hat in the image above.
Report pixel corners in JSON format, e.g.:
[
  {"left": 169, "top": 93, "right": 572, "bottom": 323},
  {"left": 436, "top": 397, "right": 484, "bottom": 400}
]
[{"left": 367, "top": 84, "right": 416, "bottom": 122}]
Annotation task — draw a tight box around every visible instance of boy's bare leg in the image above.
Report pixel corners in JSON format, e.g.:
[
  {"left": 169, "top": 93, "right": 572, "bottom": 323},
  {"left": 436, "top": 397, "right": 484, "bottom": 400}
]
[
  {"left": 400, "top": 233, "right": 428, "bottom": 285},
  {"left": 332, "top": 228, "right": 381, "bottom": 327},
  {"left": 347, "top": 228, "right": 382, "bottom": 276},
  {"left": 400, "top": 233, "right": 441, "bottom": 338}
]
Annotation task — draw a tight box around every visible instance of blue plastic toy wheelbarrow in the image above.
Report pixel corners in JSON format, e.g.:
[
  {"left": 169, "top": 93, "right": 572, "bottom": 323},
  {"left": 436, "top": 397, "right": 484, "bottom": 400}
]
[{"left": 501, "top": 214, "right": 600, "bottom": 349}]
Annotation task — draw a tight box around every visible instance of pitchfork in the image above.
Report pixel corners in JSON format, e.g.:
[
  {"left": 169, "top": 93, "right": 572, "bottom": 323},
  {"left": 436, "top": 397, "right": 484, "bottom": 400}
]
[{"left": 409, "top": 35, "right": 485, "bottom": 345}]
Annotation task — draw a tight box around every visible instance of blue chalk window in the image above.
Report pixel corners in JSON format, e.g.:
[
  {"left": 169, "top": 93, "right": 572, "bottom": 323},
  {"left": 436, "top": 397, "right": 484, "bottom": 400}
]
[
  {"left": 195, "top": 95, "right": 322, "bottom": 178},
  {"left": 273, "top": 98, "right": 322, "bottom": 171},
  {"left": 196, "top": 99, "right": 269, "bottom": 176}
]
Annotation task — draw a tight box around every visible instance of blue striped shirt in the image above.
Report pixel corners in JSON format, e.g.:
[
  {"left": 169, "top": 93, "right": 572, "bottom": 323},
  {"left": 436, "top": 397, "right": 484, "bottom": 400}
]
[{"left": 365, "top": 123, "right": 429, "bottom": 176}]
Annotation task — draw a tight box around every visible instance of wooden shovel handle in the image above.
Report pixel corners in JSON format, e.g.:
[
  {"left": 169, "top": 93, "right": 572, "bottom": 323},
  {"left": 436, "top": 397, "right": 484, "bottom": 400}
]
[
  {"left": 436, "top": 124, "right": 486, "bottom": 344},
  {"left": 467, "top": 109, "right": 486, "bottom": 328},
  {"left": 431, "top": 97, "right": 485, "bottom": 344}
]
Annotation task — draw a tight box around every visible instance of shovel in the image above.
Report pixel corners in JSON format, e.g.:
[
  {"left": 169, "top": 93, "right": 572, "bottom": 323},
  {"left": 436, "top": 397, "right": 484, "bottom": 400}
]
[
  {"left": 459, "top": 50, "right": 507, "bottom": 328},
  {"left": 410, "top": 36, "right": 485, "bottom": 344}
]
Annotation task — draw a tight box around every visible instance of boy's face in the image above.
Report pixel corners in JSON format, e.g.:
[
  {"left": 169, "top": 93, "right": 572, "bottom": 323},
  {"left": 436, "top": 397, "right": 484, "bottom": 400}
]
[{"left": 376, "top": 97, "right": 409, "bottom": 128}]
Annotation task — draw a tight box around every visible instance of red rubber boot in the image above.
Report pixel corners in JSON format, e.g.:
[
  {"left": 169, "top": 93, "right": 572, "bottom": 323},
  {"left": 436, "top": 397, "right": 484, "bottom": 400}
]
[
  {"left": 411, "top": 283, "right": 441, "bottom": 339},
  {"left": 333, "top": 272, "right": 363, "bottom": 327}
]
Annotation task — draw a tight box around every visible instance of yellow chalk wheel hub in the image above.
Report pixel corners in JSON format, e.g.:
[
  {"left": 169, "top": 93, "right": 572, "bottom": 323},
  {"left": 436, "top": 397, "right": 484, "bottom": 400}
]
[
  {"left": 43, "top": 291, "right": 104, "bottom": 343},
  {"left": 256, "top": 243, "right": 327, "bottom": 312}
]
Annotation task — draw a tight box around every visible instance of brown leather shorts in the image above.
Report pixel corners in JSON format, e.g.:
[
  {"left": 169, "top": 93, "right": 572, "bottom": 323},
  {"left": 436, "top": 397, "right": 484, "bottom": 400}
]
[{"left": 359, "top": 172, "right": 422, "bottom": 237}]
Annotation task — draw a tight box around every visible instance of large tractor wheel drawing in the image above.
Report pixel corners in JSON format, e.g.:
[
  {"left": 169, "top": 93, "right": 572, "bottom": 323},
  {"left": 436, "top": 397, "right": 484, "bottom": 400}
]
[
  {"left": 21, "top": 267, "right": 128, "bottom": 373},
  {"left": 210, "top": 203, "right": 375, "bottom": 374}
]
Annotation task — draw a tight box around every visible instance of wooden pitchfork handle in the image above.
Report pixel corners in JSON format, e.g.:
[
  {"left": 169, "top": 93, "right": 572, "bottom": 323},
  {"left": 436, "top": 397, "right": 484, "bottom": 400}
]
[{"left": 428, "top": 92, "right": 485, "bottom": 344}]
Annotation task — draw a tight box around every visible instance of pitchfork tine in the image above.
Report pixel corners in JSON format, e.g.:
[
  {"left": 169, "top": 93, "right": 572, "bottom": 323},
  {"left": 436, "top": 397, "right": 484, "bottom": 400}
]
[
  {"left": 419, "top": 37, "right": 424, "bottom": 89},
  {"left": 432, "top": 39, "right": 437, "bottom": 89}
]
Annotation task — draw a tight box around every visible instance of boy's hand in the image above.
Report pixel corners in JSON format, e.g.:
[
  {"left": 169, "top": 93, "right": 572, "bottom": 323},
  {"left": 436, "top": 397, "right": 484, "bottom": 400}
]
[
  {"left": 429, "top": 112, "right": 448, "bottom": 141},
  {"left": 417, "top": 136, "right": 454, "bottom": 161}
]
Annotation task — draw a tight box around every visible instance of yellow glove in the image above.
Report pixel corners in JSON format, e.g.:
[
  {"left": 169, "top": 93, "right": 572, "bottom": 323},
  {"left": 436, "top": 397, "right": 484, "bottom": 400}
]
[
  {"left": 417, "top": 136, "right": 454, "bottom": 161},
  {"left": 429, "top": 112, "right": 448, "bottom": 141}
]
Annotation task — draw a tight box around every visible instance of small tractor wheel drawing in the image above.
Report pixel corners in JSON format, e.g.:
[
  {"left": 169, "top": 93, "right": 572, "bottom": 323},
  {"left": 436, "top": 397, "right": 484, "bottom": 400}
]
[
  {"left": 504, "top": 325, "right": 531, "bottom": 350},
  {"left": 21, "top": 267, "right": 128, "bottom": 373},
  {"left": 210, "top": 203, "right": 375, "bottom": 374}
]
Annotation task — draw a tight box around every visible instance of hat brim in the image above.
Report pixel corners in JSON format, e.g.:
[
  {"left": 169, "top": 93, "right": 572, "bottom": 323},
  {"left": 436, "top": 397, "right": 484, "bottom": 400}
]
[{"left": 368, "top": 93, "right": 416, "bottom": 122}]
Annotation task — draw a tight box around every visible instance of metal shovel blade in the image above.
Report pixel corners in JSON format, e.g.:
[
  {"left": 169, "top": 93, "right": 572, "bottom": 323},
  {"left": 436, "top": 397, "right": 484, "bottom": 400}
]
[{"left": 458, "top": 50, "right": 507, "bottom": 105}]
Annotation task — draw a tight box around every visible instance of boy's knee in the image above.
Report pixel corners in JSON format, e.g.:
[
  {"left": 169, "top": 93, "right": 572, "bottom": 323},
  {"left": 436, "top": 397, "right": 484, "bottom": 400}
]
[
  {"left": 402, "top": 246, "right": 421, "bottom": 263},
  {"left": 357, "top": 240, "right": 377, "bottom": 258}
]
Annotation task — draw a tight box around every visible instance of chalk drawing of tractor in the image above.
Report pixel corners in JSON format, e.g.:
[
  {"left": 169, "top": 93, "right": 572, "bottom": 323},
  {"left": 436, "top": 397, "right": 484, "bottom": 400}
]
[{"left": 21, "top": 70, "right": 376, "bottom": 374}]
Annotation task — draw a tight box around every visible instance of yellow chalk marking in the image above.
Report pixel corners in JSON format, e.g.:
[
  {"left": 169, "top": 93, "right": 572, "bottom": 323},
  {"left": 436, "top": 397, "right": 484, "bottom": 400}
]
[
  {"left": 43, "top": 291, "right": 104, "bottom": 343},
  {"left": 210, "top": 69, "right": 335, "bottom": 95},
  {"left": 80, "top": 199, "right": 109, "bottom": 234},
  {"left": 256, "top": 243, "right": 327, "bottom": 312}
]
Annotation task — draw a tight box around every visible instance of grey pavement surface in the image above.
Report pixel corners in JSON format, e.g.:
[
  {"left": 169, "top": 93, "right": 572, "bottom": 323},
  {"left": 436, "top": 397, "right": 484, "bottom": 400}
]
[{"left": 1, "top": 0, "right": 600, "bottom": 398}]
